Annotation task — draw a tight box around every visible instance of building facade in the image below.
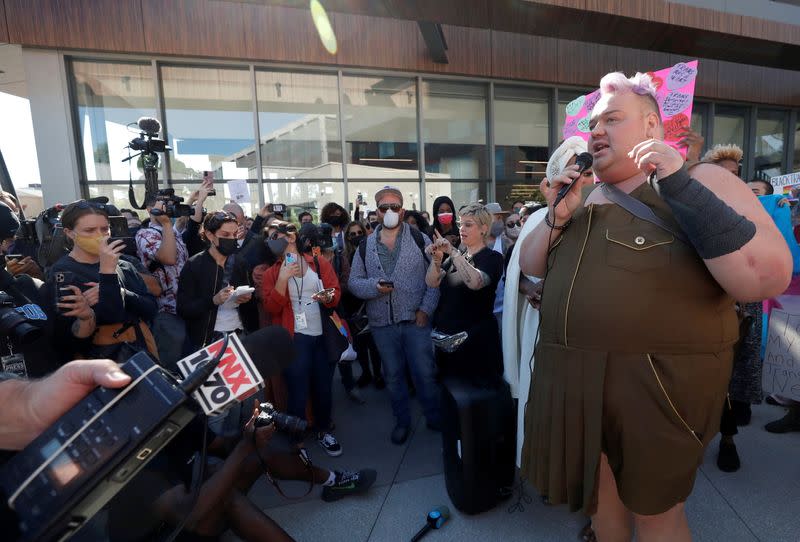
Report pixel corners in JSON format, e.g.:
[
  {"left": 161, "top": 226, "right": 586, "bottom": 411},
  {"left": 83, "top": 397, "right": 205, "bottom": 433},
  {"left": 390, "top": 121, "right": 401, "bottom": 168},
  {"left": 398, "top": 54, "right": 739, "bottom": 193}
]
[{"left": 1, "top": 0, "right": 799, "bottom": 214}]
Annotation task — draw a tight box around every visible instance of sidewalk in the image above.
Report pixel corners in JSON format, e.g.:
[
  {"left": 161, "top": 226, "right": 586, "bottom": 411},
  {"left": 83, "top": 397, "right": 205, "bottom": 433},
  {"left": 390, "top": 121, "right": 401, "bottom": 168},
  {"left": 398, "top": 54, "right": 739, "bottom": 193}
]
[{"left": 241, "top": 382, "right": 800, "bottom": 542}]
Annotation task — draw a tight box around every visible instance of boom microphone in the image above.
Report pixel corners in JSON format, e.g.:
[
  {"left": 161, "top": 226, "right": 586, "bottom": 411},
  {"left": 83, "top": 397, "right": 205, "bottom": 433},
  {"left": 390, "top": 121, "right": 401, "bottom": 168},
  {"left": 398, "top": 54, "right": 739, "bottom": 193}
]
[
  {"left": 410, "top": 505, "right": 450, "bottom": 542},
  {"left": 552, "top": 152, "right": 593, "bottom": 209},
  {"left": 137, "top": 116, "right": 161, "bottom": 135}
]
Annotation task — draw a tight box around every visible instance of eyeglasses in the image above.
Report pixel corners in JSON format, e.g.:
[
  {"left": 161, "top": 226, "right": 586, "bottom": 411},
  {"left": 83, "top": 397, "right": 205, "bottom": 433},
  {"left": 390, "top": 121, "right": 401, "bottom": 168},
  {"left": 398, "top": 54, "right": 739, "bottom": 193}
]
[
  {"left": 506, "top": 221, "right": 522, "bottom": 228},
  {"left": 377, "top": 203, "right": 402, "bottom": 213},
  {"left": 347, "top": 231, "right": 365, "bottom": 238}
]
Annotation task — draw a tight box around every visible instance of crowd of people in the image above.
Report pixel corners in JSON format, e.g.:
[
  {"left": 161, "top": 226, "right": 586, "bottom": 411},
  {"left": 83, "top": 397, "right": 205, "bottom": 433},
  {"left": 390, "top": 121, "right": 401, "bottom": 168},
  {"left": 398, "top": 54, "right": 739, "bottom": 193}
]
[{"left": 0, "top": 69, "right": 798, "bottom": 542}]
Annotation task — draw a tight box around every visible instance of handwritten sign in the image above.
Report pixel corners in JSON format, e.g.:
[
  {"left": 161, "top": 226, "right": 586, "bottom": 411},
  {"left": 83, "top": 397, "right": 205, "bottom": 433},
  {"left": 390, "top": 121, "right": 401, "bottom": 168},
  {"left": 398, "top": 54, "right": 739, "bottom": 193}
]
[
  {"left": 770, "top": 171, "right": 800, "bottom": 195},
  {"left": 562, "top": 60, "right": 699, "bottom": 159},
  {"left": 227, "top": 179, "right": 251, "bottom": 205},
  {"left": 762, "top": 309, "right": 800, "bottom": 401}
]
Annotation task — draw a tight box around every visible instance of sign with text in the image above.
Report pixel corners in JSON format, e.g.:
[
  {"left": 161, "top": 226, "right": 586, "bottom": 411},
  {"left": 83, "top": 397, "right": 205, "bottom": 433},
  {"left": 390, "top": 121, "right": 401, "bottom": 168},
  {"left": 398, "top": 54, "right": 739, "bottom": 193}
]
[
  {"left": 770, "top": 171, "right": 800, "bottom": 195},
  {"left": 176, "top": 333, "right": 264, "bottom": 415},
  {"left": 562, "top": 60, "right": 699, "bottom": 159},
  {"left": 226, "top": 179, "right": 251, "bottom": 204},
  {"left": 762, "top": 309, "right": 800, "bottom": 401}
]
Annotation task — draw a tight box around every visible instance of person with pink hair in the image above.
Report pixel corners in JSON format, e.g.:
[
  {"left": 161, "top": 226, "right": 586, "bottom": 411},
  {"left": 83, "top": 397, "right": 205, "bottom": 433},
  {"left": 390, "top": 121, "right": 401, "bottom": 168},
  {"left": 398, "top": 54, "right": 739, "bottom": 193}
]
[{"left": 519, "top": 70, "right": 792, "bottom": 541}]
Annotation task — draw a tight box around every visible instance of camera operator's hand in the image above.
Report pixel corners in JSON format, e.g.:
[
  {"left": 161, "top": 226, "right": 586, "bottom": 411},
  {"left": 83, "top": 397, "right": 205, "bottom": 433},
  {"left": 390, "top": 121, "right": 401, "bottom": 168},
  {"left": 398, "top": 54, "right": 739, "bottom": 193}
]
[
  {"left": 83, "top": 282, "right": 100, "bottom": 307},
  {"left": 258, "top": 204, "right": 272, "bottom": 218},
  {"left": 0, "top": 359, "right": 130, "bottom": 450},
  {"left": 57, "top": 285, "right": 94, "bottom": 320},
  {"left": 151, "top": 201, "right": 172, "bottom": 226},
  {"left": 197, "top": 179, "right": 212, "bottom": 205},
  {"left": 243, "top": 404, "right": 276, "bottom": 452},
  {"left": 213, "top": 285, "right": 234, "bottom": 306},
  {"left": 279, "top": 259, "right": 302, "bottom": 281},
  {"left": 99, "top": 238, "right": 125, "bottom": 274}
]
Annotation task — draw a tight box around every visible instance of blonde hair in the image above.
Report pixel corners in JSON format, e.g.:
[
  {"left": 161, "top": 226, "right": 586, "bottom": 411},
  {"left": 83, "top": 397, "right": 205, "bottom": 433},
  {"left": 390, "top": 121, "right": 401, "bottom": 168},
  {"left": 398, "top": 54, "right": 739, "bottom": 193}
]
[
  {"left": 701, "top": 144, "right": 743, "bottom": 165},
  {"left": 458, "top": 203, "right": 492, "bottom": 231},
  {"left": 599, "top": 71, "right": 662, "bottom": 124}
]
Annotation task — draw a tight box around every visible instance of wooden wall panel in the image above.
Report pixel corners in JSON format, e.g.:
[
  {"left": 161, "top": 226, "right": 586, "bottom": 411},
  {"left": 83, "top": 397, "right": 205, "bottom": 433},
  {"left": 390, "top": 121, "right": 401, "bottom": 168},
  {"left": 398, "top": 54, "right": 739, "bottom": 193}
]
[
  {"left": 615, "top": 46, "right": 672, "bottom": 75},
  {"left": 491, "top": 31, "right": 559, "bottom": 83},
  {"left": 586, "top": 0, "right": 669, "bottom": 24},
  {"left": 717, "top": 60, "right": 800, "bottom": 106},
  {"left": 669, "top": 54, "right": 717, "bottom": 99},
  {"left": 335, "top": 13, "right": 420, "bottom": 71},
  {"left": 0, "top": 0, "right": 8, "bottom": 43},
  {"left": 5, "top": 0, "right": 145, "bottom": 51},
  {"left": 741, "top": 16, "right": 800, "bottom": 46},
  {"left": 668, "top": 3, "right": 741, "bottom": 35},
  {"left": 141, "top": 0, "right": 247, "bottom": 58},
  {"left": 416, "top": 25, "right": 491, "bottom": 77},
  {"left": 242, "top": 4, "right": 338, "bottom": 65},
  {"left": 522, "top": 0, "right": 585, "bottom": 8},
  {"left": 557, "top": 39, "right": 617, "bottom": 87},
  {"left": 384, "top": 0, "right": 489, "bottom": 29}
]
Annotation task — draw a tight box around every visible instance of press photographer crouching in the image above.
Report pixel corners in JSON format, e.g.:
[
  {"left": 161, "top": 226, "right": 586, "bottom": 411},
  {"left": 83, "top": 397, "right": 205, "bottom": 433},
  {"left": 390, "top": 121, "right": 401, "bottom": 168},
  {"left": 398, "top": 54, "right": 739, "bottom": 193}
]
[
  {"left": 47, "top": 200, "right": 159, "bottom": 363},
  {"left": 0, "top": 203, "right": 59, "bottom": 378}
]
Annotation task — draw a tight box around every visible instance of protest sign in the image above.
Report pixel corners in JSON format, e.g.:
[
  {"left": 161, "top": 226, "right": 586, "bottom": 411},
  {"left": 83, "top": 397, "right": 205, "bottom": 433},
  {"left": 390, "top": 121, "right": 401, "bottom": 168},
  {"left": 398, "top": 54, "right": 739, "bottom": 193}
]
[
  {"left": 770, "top": 171, "right": 800, "bottom": 195},
  {"left": 563, "top": 60, "right": 699, "bottom": 158},
  {"left": 227, "top": 179, "right": 251, "bottom": 204},
  {"left": 762, "top": 309, "right": 800, "bottom": 401}
]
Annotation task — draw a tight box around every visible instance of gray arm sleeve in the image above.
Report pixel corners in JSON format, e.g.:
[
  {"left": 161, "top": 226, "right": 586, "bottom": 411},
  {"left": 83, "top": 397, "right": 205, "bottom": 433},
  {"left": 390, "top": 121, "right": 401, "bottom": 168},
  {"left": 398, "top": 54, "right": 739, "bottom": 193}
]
[{"left": 657, "top": 166, "right": 756, "bottom": 259}]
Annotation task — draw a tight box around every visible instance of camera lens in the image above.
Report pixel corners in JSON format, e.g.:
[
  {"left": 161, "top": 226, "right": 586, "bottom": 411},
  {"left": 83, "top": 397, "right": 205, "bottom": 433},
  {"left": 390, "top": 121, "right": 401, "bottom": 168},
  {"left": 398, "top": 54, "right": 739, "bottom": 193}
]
[{"left": 0, "top": 309, "right": 43, "bottom": 345}]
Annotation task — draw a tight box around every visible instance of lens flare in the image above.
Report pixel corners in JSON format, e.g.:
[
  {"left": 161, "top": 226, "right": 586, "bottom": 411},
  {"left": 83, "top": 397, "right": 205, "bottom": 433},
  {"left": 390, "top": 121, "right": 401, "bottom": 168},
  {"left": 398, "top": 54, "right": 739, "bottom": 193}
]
[{"left": 310, "top": 0, "right": 337, "bottom": 55}]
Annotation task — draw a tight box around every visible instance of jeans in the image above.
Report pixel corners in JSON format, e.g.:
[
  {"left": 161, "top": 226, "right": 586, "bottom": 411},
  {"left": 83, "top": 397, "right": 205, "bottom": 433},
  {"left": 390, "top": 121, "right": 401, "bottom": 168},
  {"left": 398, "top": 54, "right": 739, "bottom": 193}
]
[
  {"left": 284, "top": 333, "right": 335, "bottom": 433},
  {"left": 339, "top": 361, "right": 356, "bottom": 392},
  {"left": 371, "top": 322, "right": 440, "bottom": 428},
  {"left": 151, "top": 311, "right": 189, "bottom": 370}
]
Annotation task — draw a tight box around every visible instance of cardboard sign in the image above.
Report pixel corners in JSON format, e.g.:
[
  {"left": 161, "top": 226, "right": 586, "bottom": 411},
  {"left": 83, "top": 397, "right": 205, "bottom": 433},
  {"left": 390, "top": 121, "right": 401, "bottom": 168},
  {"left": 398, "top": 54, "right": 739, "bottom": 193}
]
[
  {"left": 762, "top": 309, "right": 800, "bottom": 401},
  {"left": 563, "top": 60, "right": 699, "bottom": 158},
  {"left": 770, "top": 171, "right": 800, "bottom": 195},
  {"left": 176, "top": 334, "right": 264, "bottom": 415}
]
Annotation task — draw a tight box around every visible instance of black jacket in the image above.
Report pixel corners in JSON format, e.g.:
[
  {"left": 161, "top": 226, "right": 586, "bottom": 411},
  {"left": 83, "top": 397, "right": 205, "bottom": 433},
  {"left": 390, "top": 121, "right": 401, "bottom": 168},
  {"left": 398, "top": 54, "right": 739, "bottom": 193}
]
[{"left": 176, "top": 250, "right": 259, "bottom": 349}]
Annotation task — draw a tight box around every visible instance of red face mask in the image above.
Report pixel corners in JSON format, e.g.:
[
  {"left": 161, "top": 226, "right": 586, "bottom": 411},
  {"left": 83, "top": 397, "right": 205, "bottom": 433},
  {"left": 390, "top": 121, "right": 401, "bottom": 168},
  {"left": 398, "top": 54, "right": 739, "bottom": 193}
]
[{"left": 438, "top": 212, "right": 453, "bottom": 225}]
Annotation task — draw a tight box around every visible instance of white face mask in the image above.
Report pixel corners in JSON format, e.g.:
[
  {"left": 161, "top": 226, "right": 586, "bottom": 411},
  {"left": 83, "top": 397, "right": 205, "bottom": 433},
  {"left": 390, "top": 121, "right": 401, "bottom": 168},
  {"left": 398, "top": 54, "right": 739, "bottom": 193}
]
[
  {"left": 506, "top": 225, "right": 521, "bottom": 240},
  {"left": 382, "top": 209, "right": 400, "bottom": 229}
]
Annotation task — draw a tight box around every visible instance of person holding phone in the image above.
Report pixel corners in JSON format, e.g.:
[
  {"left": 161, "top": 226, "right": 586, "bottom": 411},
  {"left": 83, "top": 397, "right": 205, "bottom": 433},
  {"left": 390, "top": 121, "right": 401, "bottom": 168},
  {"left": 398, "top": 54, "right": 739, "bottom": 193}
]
[
  {"left": 261, "top": 222, "right": 344, "bottom": 457},
  {"left": 49, "top": 200, "right": 158, "bottom": 363}
]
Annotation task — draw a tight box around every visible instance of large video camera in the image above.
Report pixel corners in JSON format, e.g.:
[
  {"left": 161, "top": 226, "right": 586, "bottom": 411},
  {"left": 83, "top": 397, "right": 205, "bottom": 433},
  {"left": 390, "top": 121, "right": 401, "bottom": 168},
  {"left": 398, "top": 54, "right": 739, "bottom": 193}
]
[
  {"left": 0, "top": 291, "right": 42, "bottom": 346},
  {"left": 123, "top": 117, "right": 171, "bottom": 211},
  {"left": 150, "top": 188, "right": 192, "bottom": 219}
]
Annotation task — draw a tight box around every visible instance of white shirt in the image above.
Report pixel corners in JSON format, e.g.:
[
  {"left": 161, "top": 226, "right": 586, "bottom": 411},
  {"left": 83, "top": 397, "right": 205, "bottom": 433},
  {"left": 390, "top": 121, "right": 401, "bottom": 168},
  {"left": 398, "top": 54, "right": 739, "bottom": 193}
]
[
  {"left": 287, "top": 267, "right": 324, "bottom": 336},
  {"left": 215, "top": 301, "right": 244, "bottom": 333}
]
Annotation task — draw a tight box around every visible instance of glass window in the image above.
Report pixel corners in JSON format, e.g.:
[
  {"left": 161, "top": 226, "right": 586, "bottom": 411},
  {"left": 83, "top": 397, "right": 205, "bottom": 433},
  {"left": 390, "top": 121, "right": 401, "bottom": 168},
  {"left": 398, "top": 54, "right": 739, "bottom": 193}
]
[
  {"left": 342, "top": 75, "right": 418, "bottom": 179},
  {"left": 161, "top": 65, "right": 256, "bottom": 181},
  {"left": 422, "top": 81, "right": 487, "bottom": 179},
  {"left": 494, "top": 86, "right": 550, "bottom": 182},
  {"left": 424, "top": 181, "right": 488, "bottom": 213},
  {"left": 256, "top": 71, "right": 342, "bottom": 181},
  {"left": 754, "top": 109, "right": 787, "bottom": 178},
  {"left": 713, "top": 105, "right": 748, "bottom": 152},
  {"left": 70, "top": 60, "right": 160, "bottom": 181}
]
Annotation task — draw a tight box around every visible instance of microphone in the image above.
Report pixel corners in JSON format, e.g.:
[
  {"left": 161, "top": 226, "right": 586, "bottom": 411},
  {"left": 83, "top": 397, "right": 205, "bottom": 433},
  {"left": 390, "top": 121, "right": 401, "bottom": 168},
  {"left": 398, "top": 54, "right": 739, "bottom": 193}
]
[
  {"left": 552, "top": 152, "right": 593, "bottom": 209},
  {"left": 137, "top": 116, "right": 161, "bottom": 135},
  {"left": 177, "top": 326, "right": 295, "bottom": 416},
  {"left": 410, "top": 505, "right": 450, "bottom": 542}
]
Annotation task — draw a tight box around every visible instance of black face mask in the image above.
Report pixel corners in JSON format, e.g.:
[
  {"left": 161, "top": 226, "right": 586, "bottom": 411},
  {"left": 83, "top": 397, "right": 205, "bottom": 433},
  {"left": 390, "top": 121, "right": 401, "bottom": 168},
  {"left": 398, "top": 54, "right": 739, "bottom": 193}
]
[
  {"left": 369, "top": 221, "right": 379, "bottom": 230},
  {"left": 266, "top": 237, "right": 289, "bottom": 257},
  {"left": 349, "top": 234, "right": 365, "bottom": 247},
  {"left": 216, "top": 237, "right": 238, "bottom": 256},
  {"left": 329, "top": 214, "right": 347, "bottom": 227}
]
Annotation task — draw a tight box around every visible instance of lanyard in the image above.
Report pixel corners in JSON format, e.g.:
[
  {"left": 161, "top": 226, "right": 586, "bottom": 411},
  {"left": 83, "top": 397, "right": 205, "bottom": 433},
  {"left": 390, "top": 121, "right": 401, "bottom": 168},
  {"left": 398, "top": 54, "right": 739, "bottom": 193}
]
[{"left": 291, "top": 270, "right": 304, "bottom": 310}]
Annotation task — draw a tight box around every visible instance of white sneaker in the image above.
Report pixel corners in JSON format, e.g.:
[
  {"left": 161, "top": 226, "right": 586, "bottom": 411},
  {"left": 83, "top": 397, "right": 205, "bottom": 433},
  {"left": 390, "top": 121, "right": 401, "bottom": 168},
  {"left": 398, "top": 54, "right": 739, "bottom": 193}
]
[{"left": 317, "top": 432, "right": 342, "bottom": 457}]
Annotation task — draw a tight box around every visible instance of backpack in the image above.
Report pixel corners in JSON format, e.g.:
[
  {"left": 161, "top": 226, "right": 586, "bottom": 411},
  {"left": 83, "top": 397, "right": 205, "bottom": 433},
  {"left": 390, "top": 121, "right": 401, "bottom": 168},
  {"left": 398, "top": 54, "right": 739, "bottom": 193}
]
[{"left": 358, "top": 226, "right": 430, "bottom": 271}]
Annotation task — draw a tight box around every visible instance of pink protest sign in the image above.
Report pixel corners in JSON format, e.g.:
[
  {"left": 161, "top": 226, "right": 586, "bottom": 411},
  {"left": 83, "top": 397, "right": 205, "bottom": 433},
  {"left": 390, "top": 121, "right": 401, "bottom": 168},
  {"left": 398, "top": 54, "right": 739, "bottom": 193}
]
[{"left": 562, "top": 60, "right": 699, "bottom": 158}]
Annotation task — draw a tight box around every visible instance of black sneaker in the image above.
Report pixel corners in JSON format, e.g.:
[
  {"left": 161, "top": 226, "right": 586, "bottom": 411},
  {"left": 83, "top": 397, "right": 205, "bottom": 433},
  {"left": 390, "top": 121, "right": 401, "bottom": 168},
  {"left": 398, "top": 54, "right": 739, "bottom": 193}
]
[
  {"left": 765, "top": 407, "right": 800, "bottom": 434},
  {"left": 321, "top": 469, "right": 377, "bottom": 502},
  {"left": 317, "top": 432, "right": 343, "bottom": 457},
  {"left": 717, "top": 440, "right": 741, "bottom": 472}
]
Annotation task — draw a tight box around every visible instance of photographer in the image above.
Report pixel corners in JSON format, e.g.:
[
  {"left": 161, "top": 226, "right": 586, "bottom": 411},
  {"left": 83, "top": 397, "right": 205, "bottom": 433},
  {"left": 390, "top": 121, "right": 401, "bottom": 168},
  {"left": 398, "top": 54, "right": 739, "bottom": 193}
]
[
  {"left": 177, "top": 211, "right": 258, "bottom": 351},
  {"left": 49, "top": 200, "right": 158, "bottom": 362},
  {"left": 136, "top": 195, "right": 190, "bottom": 367},
  {"left": 181, "top": 180, "right": 214, "bottom": 257},
  {"left": 0, "top": 203, "right": 60, "bottom": 378}
]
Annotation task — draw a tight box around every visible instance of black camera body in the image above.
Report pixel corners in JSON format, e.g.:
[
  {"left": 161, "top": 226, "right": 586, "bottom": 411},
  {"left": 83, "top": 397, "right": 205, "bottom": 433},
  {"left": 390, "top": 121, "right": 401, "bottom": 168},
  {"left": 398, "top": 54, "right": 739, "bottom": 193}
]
[
  {"left": 254, "top": 402, "right": 307, "bottom": 435},
  {"left": 151, "top": 189, "right": 192, "bottom": 218},
  {"left": 0, "top": 291, "right": 42, "bottom": 345},
  {"left": 128, "top": 133, "right": 168, "bottom": 155},
  {"left": 0, "top": 352, "right": 199, "bottom": 542}
]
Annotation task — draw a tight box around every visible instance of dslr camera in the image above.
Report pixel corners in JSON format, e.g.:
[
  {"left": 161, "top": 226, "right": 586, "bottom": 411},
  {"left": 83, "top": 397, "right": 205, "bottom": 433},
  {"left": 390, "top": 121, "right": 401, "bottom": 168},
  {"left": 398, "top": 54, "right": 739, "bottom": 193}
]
[
  {"left": 0, "top": 291, "right": 42, "bottom": 345},
  {"left": 254, "top": 402, "right": 307, "bottom": 435},
  {"left": 151, "top": 188, "right": 192, "bottom": 218}
]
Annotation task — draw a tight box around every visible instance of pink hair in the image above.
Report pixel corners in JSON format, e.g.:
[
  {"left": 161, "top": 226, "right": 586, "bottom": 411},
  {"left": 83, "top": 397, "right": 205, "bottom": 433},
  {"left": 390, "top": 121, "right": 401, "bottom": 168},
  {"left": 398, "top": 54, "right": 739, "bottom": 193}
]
[{"left": 599, "top": 72, "right": 658, "bottom": 100}]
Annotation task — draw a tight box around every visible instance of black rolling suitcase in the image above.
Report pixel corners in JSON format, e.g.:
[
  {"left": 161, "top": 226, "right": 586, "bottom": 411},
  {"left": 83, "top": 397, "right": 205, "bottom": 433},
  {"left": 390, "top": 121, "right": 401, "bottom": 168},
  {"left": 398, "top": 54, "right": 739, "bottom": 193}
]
[{"left": 441, "top": 376, "right": 516, "bottom": 515}]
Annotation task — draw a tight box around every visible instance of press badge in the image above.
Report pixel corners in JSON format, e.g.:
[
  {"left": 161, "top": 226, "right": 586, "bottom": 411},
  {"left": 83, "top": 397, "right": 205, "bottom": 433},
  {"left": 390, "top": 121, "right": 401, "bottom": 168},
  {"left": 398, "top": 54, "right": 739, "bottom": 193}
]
[
  {"left": 294, "top": 312, "right": 308, "bottom": 331},
  {"left": 1, "top": 353, "right": 27, "bottom": 378}
]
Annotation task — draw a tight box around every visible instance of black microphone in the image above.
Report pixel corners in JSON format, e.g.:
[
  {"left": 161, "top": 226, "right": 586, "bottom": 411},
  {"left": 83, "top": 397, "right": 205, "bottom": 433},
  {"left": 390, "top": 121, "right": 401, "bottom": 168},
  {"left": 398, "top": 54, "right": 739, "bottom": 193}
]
[
  {"left": 410, "top": 505, "right": 450, "bottom": 542},
  {"left": 552, "top": 152, "right": 593, "bottom": 209},
  {"left": 137, "top": 116, "right": 162, "bottom": 135}
]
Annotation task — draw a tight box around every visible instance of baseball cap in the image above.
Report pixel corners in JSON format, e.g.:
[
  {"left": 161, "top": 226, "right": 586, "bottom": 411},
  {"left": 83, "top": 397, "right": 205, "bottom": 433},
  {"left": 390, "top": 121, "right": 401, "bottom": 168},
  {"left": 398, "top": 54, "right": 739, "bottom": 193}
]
[
  {"left": 0, "top": 202, "right": 20, "bottom": 240},
  {"left": 374, "top": 186, "right": 403, "bottom": 206},
  {"left": 484, "top": 202, "right": 510, "bottom": 216}
]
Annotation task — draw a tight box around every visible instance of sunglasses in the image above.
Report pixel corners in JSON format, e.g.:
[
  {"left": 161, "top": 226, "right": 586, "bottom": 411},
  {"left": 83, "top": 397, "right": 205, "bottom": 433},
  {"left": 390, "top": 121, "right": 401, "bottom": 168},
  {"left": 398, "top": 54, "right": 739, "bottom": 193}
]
[
  {"left": 347, "top": 231, "right": 365, "bottom": 238},
  {"left": 506, "top": 221, "right": 522, "bottom": 228},
  {"left": 377, "top": 203, "right": 402, "bottom": 213}
]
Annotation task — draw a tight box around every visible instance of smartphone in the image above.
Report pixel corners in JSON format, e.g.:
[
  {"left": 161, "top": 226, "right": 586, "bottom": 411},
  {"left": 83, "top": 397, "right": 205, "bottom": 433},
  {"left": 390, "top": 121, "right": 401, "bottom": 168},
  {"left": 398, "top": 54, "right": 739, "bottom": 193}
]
[
  {"left": 285, "top": 253, "right": 297, "bottom": 265},
  {"left": 203, "top": 171, "right": 217, "bottom": 197},
  {"left": 109, "top": 216, "right": 130, "bottom": 238},
  {"left": 54, "top": 270, "right": 76, "bottom": 311},
  {"left": 4, "top": 254, "right": 23, "bottom": 263},
  {"left": 379, "top": 280, "right": 394, "bottom": 287},
  {"left": 311, "top": 287, "right": 336, "bottom": 301},
  {"left": 109, "top": 236, "right": 137, "bottom": 257}
]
